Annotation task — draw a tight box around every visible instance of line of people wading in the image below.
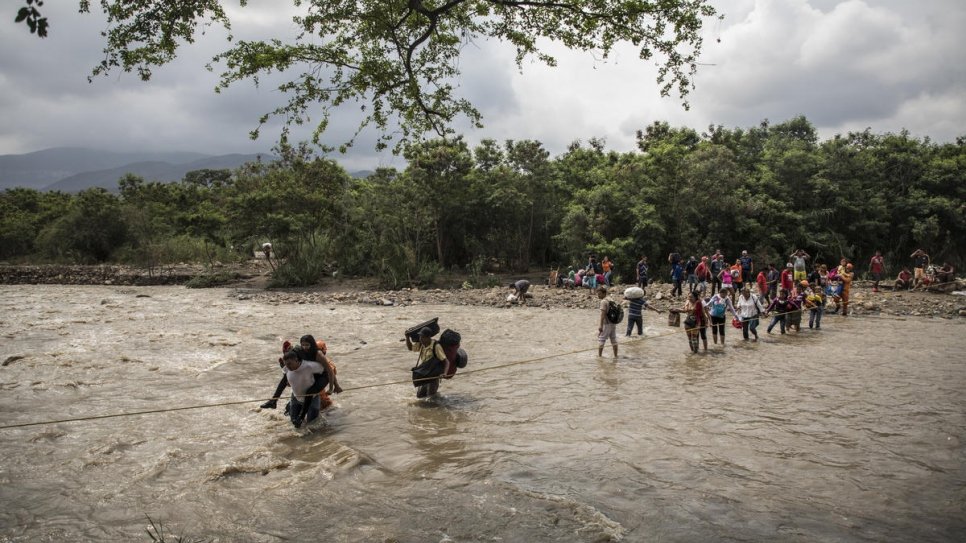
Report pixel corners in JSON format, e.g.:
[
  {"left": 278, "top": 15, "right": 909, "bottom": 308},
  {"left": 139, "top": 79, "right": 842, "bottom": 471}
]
[
  {"left": 259, "top": 246, "right": 950, "bottom": 426},
  {"left": 547, "top": 247, "right": 951, "bottom": 356}
]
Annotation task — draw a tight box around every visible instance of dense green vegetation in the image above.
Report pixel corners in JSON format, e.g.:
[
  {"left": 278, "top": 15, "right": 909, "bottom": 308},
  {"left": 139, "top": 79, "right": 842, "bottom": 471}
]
[{"left": 2, "top": 117, "right": 963, "bottom": 287}]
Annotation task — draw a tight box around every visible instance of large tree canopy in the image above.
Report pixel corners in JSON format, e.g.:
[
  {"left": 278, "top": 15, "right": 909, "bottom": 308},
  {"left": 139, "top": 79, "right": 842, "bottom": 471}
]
[{"left": 18, "top": 1, "right": 718, "bottom": 151}]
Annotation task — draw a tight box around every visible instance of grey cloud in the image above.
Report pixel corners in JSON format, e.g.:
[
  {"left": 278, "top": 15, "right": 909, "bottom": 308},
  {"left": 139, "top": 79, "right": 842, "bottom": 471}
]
[{"left": 1, "top": 0, "right": 964, "bottom": 167}]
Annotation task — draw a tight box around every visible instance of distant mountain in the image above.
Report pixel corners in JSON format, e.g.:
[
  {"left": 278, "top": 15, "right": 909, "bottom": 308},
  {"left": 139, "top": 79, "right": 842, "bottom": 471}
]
[
  {"left": 0, "top": 147, "right": 374, "bottom": 192},
  {"left": 0, "top": 147, "right": 213, "bottom": 190},
  {"left": 44, "top": 154, "right": 269, "bottom": 192}
]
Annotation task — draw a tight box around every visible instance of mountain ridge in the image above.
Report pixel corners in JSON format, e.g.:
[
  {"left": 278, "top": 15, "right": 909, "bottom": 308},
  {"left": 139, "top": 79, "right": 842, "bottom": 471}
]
[{"left": 0, "top": 148, "right": 373, "bottom": 192}]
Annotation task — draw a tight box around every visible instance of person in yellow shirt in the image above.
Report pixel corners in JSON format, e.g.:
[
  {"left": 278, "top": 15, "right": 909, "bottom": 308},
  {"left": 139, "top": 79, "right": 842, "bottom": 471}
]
[
  {"left": 839, "top": 263, "right": 854, "bottom": 317},
  {"left": 407, "top": 327, "right": 451, "bottom": 398},
  {"left": 804, "top": 287, "right": 825, "bottom": 329}
]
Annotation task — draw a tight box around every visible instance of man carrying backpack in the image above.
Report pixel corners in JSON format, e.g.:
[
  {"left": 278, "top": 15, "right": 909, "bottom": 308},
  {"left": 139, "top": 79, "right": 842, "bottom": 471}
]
[{"left": 596, "top": 286, "right": 620, "bottom": 358}]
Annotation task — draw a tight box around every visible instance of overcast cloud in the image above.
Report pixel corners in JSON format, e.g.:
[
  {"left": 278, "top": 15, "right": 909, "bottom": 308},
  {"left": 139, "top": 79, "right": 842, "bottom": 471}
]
[{"left": 0, "top": 0, "right": 963, "bottom": 170}]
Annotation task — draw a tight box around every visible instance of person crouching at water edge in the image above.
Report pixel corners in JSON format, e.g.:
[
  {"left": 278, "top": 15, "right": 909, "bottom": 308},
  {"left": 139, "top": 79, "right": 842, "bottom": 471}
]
[
  {"left": 508, "top": 279, "right": 530, "bottom": 303},
  {"left": 407, "top": 327, "right": 451, "bottom": 399},
  {"left": 281, "top": 349, "right": 334, "bottom": 428}
]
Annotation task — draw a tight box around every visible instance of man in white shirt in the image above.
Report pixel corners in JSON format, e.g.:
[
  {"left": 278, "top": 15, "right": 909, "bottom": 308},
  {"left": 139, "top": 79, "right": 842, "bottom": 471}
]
[{"left": 282, "top": 350, "right": 329, "bottom": 427}]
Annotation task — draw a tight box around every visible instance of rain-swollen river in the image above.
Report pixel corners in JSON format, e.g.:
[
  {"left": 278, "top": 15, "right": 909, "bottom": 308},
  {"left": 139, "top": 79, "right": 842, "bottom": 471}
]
[{"left": 0, "top": 285, "right": 963, "bottom": 542}]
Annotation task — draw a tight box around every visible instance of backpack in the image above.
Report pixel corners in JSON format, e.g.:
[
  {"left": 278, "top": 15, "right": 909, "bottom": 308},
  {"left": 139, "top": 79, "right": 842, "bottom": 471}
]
[
  {"left": 606, "top": 301, "right": 624, "bottom": 324},
  {"left": 710, "top": 298, "right": 726, "bottom": 318},
  {"left": 439, "top": 329, "right": 461, "bottom": 347}
]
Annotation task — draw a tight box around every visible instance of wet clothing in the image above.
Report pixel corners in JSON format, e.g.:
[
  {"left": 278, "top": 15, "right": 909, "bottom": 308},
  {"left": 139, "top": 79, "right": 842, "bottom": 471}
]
[
  {"left": 736, "top": 294, "right": 764, "bottom": 320},
  {"left": 283, "top": 360, "right": 329, "bottom": 427},
  {"left": 707, "top": 293, "right": 738, "bottom": 339},
  {"left": 806, "top": 292, "right": 825, "bottom": 329},
  {"left": 626, "top": 298, "right": 650, "bottom": 336},
  {"left": 598, "top": 298, "right": 619, "bottom": 345},
  {"left": 410, "top": 340, "right": 447, "bottom": 397},
  {"left": 766, "top": 298, "right": 793, "bottom": 334},
  {"left": 285, "top": 361, "right": 327, "bottom": 399},
  {"left": 737, "top": 296, "right": 763, "bottom": 341}
]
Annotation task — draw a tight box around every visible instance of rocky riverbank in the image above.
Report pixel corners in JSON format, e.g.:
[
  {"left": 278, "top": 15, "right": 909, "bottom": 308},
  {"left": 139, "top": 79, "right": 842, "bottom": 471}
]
[
  {"left": 2, "top": 264, "right": 963, "bottom": 319},
  {"left": 242, "top": 280, "right": 966, "bottom": 320}
]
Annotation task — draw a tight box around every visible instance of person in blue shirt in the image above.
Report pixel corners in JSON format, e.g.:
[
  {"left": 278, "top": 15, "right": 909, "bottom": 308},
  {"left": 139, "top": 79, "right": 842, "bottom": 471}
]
[
  {"left": 625, "top": 293, "right": 662, "bottom": 336},
  {"left": 739, "top": 250, "right": 754, "bottom": 286},
  {"left": 671, "top": 260, "right": 684, "bottom": 298},
  {"left": 636, "top": 255, "right": 649, "bottom": 288}
]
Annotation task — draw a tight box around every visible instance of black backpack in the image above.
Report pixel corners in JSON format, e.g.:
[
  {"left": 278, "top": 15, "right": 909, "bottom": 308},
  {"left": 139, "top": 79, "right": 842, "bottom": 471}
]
[
  {"left": 439, "top": 329, "right": 461, "bottom": 346},
  {"left": 606, "top": 301, "right": 624, "bottom": 324}
]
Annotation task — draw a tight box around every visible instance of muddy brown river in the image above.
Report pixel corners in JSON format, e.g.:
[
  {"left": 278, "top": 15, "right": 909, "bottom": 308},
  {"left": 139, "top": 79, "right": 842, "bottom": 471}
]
[{"left": 0, "top": 285, "right": 963, "bottom": 542}]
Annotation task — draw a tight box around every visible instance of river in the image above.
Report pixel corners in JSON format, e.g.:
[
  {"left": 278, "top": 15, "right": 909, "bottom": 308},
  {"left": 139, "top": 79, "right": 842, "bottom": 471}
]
[{"left": 0, "top": 285, "right": 963, "bottom": 542}]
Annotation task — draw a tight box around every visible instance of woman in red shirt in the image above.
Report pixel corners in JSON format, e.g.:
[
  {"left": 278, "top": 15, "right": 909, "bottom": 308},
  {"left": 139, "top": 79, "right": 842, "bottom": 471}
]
[{"left": 684, "top": 291, "right": 708, "bottom": 353}]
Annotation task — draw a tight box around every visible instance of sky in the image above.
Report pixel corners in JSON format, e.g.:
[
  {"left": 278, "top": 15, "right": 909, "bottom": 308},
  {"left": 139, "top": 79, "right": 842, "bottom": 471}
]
[{"left": 1, "top": 0, "right": 963, "bottom": 171}]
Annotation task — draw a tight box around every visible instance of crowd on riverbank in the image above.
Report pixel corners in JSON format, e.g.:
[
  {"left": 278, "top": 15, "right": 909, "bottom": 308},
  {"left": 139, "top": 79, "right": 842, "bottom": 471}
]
[{"left": 0, "top": 262, "right": 963, "bottom": 319}]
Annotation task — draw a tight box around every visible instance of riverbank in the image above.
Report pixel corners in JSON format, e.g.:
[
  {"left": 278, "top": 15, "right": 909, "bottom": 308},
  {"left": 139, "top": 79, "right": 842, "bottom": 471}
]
[{"left": 1, "top": 263, "right": 963, "bottom": 319}]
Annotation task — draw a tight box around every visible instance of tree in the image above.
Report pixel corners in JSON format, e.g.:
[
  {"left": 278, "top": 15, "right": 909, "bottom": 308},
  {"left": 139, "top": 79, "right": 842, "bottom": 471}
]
[
  {"left": 14, "top": 0, "right": 47, "bottom": 37},
  {"left": 35, "top": 1, "right": 718, "bottom": 151},
  {"left": 403, "top": 137, "right": 474, "bottom": 266},
  {"left": 36, "top": 188, "right": 128, "bottom": 262}
]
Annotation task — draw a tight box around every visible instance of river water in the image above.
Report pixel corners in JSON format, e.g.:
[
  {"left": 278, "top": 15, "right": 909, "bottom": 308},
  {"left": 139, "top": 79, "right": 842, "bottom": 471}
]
[{"left": 0, "top": 285, "right": 963, "bottom": 542}]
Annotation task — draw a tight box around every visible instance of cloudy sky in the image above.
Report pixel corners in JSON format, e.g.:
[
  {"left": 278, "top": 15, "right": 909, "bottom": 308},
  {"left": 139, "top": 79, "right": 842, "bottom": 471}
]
[{"left": 1, "top": 0, "right": 963, "bottom": 170}]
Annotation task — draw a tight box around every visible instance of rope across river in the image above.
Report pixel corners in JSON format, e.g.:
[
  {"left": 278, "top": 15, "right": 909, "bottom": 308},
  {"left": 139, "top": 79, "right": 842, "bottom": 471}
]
[{"left": 0, "top": 298, "right": 945, "bottom": 431}]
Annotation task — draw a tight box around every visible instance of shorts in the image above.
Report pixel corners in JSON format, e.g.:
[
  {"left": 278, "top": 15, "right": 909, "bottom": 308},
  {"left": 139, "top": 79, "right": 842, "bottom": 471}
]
[
  {"left": 794, "top": 271, "right": 806, "bottom": 282},
  {"left": 598, "top": 323, "right": 618, "bottom": 345},
  {"left": 871, "top": 271, "right": 882, "bottom": 281}
]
